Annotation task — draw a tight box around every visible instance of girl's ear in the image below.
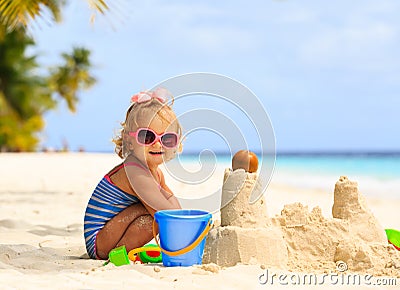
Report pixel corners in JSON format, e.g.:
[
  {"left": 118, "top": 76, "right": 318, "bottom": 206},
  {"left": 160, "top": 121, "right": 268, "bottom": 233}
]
[
  {"left": 178, "top": 142, "right": 183, "bottom": 153},
  {"left": 123, "top": 133, "right": 135, "bottom": 152}
]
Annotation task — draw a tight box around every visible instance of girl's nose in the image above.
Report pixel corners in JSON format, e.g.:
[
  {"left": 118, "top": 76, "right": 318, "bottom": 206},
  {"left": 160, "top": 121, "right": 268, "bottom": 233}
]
[{"left": 153, "top": 137, "right": 162, "bottom": 147}]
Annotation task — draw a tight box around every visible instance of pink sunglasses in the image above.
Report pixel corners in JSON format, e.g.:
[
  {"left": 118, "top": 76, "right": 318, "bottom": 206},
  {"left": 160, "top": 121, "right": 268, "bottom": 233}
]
[{"left": 128, "top": 128, "right": 179, "bottom": 148}]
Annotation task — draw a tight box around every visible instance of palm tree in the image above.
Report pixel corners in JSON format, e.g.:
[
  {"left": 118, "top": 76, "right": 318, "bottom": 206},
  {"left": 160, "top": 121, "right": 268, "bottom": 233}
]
[
  {"left": 0, "top": 0, "right": 109, "bottom": 30},
  {"left": 0, "top": 1, "right": 100, "bottom": 151},
  {"left": 49, "top": 47, "right": 96, "bottom": 112},
  {"left": 0, "top": 25, "right": 53, "bottom": 151},
  {"left": 0, "top": 24, "right": 96, "bottom": 151}
]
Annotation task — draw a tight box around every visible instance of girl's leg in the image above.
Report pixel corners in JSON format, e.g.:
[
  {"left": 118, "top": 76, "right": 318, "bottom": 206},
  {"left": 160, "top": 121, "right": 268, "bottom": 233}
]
[
  {"left": 95, "top": 203, "right": 154, "bottom": 259},
  {"left": 115, "top": 214, "right": 153, "bottom": 250}
]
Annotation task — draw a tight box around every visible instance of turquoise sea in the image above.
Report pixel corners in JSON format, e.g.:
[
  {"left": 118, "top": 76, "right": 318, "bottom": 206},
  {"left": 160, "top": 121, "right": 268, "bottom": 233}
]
[
  {"left": 177, "top": 152, "right": 400, "bottom": 177},
  {"left": 275, "top": 154, "right": 400, "bottom": 179},
  {"left": 174, "top": 152, "right": 400, "bottom": 199}
]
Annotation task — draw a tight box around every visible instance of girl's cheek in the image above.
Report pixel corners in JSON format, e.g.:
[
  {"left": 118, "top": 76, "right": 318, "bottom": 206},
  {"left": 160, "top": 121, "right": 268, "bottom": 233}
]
[
  {"left": 163, "top": 149, "right": 177, "bottom": 161},
  {"left": 132, "top": 146, "right": 146, "bottom": 159}
]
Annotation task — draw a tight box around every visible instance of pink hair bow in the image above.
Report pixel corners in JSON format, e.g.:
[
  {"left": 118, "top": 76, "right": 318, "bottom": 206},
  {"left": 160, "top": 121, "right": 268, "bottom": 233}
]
[{"left": 131, "top": 88, "right": 171, "bottom": 104}]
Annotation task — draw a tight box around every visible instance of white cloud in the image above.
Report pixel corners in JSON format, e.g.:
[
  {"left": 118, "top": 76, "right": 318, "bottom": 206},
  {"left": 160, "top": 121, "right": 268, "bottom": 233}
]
[
  {"left": 108, "top": 0, "right": 258, "bottom": 54},
  {"left": 299, "top": 21, "right": 398, "bottom": 71},
  {"left": 275, "top": 6, "right": 318, "bottom": 24}
]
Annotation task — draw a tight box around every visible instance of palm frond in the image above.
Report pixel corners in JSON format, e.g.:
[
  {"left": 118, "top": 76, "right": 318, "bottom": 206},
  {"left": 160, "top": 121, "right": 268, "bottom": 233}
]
[
  {"left": 0, "top": 0, "right": 117, "bottom": 30},
  {"left": 87, "top": 0, "right": 108, "bottom": 14},
  {"left": 48, "top": 47, "right": 96, "bottom": 113},
  {"left": 0, "top": 0, "right": 63, "bottom": 31}
]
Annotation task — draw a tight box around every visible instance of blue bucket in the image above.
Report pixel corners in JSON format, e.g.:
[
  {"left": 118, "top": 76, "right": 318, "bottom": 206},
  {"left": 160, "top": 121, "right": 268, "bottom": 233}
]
[{"left": 154, "top": 209, "right": 212, "bottom": 267}]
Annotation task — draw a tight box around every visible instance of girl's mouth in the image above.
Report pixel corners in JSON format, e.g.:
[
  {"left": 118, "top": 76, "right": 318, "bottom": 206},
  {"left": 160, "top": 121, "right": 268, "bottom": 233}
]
[{"left": 149, "top": 151, "right": 164, "bottom": 155}]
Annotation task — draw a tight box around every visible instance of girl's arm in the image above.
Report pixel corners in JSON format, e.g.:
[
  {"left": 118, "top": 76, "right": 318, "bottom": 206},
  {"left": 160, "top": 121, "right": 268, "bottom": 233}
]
[
  {"left": 158, "top": 168, "right": 181, "bottom": 208},
  {"left": 125, "top": 166, "right": 181, "bottom": 212}
]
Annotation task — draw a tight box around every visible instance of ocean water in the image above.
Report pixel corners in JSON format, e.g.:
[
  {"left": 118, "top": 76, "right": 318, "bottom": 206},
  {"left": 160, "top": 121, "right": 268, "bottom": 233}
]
[
  {"left": 274, "top": 154, "right": 400, "bottom": 199},
  {"left": 275, "top": 154, "right": 400, "bottom": 179},
  {"left": 172, "top": 153, "right": 400, "bottom": 199}
]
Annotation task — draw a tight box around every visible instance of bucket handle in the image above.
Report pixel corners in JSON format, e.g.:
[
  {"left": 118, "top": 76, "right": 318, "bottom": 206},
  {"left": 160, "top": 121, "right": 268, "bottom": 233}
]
[{"left": 152, "top": 218, "right": 213, "bottom": 257}]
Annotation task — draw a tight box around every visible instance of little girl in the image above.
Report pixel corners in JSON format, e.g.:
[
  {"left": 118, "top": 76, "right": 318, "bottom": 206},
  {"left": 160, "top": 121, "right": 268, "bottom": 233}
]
[{"left": 84, "top": 88, "right": 182, "bottom": 260}]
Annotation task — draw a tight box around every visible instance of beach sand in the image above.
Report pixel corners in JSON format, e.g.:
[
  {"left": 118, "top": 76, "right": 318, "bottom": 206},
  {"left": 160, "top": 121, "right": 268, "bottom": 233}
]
[{"left": 0, "top": 153, "right": 399, "bottom": 289}]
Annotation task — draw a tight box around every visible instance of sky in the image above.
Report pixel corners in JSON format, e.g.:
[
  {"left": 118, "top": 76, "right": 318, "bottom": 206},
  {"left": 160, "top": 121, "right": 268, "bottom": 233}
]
[{"left": 29, "top": 0, "right": 400, "bottom": 153}]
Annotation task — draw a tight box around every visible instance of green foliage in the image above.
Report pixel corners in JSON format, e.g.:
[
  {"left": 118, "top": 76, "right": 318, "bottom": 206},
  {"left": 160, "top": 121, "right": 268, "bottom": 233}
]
[
  {"left": 0, "top": 0, "right": 109, "bottom": 31},
  {"left": 0, "top": 0, "right": 105, "bottom": 151},
  {"left": 0, "top": 0, "right": 65, "bottom": 31},
  {"left": 49, "top": 47, "right": 96, "bottom": 112},
  {"left": 0, "top": 24, "right": 96, "bottom": 151},
  {"left": 0, "top": 26, "right": 51, "bottom": 151}
]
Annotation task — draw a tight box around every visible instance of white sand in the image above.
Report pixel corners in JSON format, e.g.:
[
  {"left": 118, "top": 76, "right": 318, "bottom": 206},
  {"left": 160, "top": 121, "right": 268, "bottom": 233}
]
[{"left": 1, "top": 153, "right": 399, "bottom": 289}]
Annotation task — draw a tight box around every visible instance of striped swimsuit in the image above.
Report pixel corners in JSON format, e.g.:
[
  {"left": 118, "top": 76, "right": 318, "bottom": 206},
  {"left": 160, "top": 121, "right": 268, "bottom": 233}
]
[{"left": 83, "top": 162, "right": 146, "bottom": 259}]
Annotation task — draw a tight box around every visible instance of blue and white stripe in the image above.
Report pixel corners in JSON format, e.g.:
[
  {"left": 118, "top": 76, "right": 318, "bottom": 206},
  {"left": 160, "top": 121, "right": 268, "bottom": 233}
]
[{"left": 84, "top": 177, "right": 140, "bottom": 259}]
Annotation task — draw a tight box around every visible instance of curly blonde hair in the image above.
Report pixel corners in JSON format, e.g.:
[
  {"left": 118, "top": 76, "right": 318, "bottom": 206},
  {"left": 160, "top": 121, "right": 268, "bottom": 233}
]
[{"left": 113, "top": 93, "right": 182, "bottom": 159}]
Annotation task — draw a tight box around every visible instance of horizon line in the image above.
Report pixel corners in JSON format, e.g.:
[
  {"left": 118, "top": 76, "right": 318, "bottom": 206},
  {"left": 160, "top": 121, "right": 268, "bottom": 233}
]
[{"left": 23, "top": 149, "right": 400, "bottom": 156}]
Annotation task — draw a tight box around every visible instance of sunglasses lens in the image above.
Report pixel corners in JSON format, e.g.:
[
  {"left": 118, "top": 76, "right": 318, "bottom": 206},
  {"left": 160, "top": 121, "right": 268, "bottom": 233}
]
[
  {"left": 137, "top": 129, "right": 156, "bottom": 145},
  {"left": 161, "top": 133, "right": 178, "bottom": 148}
]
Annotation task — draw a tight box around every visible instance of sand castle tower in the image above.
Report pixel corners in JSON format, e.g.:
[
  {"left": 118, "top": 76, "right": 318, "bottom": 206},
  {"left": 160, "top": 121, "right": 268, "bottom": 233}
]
[
  {"left": 220, "top": 168, "right": 269, "bottom": 227},
  {"left": 332, "top": 176, "right": 387, "bottom": 243},
  {"left": 330, "top": 176, "right": 393, "bottom": 271},
  {"left": 203, "top": 151, "right": 288, "bottom": 268}
]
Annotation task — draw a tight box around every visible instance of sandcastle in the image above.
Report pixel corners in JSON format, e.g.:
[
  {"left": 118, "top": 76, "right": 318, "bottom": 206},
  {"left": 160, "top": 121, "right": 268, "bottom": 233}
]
[
  {"left": 203, "top": 168, "right": 288, "bottom": 268},
  {"left": 204, "top": 171, "right": 400, "bottom": 275}
]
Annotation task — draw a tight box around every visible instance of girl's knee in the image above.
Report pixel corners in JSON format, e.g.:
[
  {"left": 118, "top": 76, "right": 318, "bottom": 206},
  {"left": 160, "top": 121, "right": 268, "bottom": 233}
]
[
  {"left": 125, "top": 214, "right": 153, "bottom": 236},
  {"left": 136, "top": 214, "right": 153, "bottom": 230},
  {"left": 136, "top": 215, "right": 154, "bottom": 241}
]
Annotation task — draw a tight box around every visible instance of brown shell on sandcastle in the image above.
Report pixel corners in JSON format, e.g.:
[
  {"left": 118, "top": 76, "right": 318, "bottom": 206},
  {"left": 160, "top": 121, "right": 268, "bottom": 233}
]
[
  {"left": 203, "top": 154, "right": 400, "bottom": 276},
  {"left": 231, "top": 150, "right": 259, "bottom": 173}
]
